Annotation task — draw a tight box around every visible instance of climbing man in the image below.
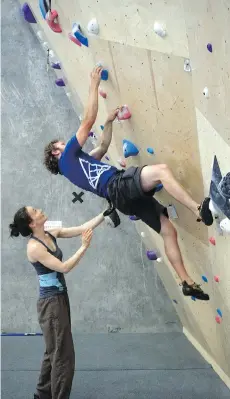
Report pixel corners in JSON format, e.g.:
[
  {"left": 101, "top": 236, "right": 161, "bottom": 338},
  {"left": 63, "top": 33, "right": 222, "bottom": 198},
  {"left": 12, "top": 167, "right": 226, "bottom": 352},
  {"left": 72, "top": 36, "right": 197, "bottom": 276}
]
[{"left": 44, "top": 66, "right": 213, "bottom": 301}]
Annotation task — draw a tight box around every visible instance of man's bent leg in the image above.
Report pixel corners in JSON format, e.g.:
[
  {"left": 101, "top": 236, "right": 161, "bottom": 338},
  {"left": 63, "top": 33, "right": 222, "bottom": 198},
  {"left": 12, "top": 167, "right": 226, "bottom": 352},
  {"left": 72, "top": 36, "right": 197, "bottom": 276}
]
[{"left": 140, "top": 165, "right": 202, "bottom": 218}]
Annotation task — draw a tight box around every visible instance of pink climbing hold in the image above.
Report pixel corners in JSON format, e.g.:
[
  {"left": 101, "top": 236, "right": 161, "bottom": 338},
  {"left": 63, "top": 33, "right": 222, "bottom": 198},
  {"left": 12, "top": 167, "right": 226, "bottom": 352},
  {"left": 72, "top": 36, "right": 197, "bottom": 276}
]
[
  {"left": 117, "top": 105, "right": 132, "bottom": 121},
  {"left": 214, "top": 275, "right": 220, "bottom": 283},
  {"left": 209, "top": 236, "right": 216, "bottom": 246},
  {"left": 99, "top": 89, "right": 107, "bottom": 99},
  {"left": 46, "top": 10, "right": 62, "bottom": 33},
  {"left": 118, "top": 159, "right": 126, "bottom": 168},
  {"left": 68, "top": 32, "right": 82, "bottom": 46},
  {"left": 215, "top": 316, "right": 222, "bottom": 324}
]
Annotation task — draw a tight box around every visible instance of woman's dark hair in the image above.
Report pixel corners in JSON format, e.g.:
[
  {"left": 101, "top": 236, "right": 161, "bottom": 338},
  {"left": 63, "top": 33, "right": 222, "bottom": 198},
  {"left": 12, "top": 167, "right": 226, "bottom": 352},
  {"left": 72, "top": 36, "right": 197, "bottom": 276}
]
[
  {"left": 43, "top": 139, "right": 61, "bottom": 175},
  {"left": 9, "top": 207, "right": 32, "bottom": 238}
]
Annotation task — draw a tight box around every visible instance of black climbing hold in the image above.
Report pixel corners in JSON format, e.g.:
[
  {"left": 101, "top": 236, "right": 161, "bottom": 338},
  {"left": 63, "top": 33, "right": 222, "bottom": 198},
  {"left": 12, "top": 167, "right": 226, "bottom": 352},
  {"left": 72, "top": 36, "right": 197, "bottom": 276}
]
[{"left": 72, "top": 191, "right": 84, "bottom": 204}]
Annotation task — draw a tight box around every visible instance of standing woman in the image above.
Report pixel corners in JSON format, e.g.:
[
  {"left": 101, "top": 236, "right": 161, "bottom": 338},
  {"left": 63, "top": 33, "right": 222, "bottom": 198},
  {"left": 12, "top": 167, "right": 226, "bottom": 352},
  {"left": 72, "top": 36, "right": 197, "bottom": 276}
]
[{"left": 9, "top": 205, "right": 113, "bottom": 399}]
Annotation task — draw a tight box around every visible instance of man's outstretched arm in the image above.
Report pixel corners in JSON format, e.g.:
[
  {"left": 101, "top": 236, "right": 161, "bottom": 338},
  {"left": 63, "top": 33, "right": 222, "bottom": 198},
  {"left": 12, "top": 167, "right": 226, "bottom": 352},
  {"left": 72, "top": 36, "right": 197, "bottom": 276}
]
[
  {"left": 89, "top": 108, "right": 120, "bottom": 160},
  {"left": 76, "top": 66, "right": 102, "bottom": 147}
]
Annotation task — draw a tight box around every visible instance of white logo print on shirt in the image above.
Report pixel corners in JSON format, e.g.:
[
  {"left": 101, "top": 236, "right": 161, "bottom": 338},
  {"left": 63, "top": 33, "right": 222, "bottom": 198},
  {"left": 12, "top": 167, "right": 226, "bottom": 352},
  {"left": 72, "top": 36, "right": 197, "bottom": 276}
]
[{"left": 79, "top": 158, "right": 111, "bottom": 190}]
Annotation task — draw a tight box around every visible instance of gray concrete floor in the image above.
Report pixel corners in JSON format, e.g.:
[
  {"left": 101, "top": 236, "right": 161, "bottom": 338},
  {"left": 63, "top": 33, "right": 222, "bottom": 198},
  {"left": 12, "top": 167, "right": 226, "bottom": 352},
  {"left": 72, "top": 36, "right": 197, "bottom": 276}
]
[{"left": 2, "top": 333, "right": 229, "bottom": 398}]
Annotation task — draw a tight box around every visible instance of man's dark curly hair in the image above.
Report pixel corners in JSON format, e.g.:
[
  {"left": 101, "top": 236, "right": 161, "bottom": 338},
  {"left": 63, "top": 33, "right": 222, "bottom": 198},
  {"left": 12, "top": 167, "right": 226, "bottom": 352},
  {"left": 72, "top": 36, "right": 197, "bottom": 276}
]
[{"left": 43, "top": 139, "right": 61, "bottom": 175}]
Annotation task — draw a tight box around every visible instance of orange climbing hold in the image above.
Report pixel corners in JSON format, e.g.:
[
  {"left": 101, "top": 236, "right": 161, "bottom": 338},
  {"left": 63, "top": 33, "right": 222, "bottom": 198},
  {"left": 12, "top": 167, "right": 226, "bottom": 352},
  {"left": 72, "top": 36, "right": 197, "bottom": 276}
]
[{"left": 209, "top": 236, "right": 216, "bottom": 245}]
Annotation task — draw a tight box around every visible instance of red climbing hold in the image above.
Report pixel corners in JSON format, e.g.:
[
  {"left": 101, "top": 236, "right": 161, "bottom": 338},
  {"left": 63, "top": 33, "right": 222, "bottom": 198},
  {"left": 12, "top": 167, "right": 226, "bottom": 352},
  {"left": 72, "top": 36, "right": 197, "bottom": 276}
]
[
  {"left": 209, "top": 236, "right": 216, "bottom": 246},
  {"left": 46, "top": 10, "right": 62, "bottom": 33},
  {"left": 214, "top": 275, "right": 220, "bottom": 283},
  {"left": 215, "top": 316, "right": 222, "bottom": 324},
  {"left": 99, "top": 89, "right": 107, "bottom": 98},
  {"left": 68, "top": 33, "right": 82, "bottom": 46}
]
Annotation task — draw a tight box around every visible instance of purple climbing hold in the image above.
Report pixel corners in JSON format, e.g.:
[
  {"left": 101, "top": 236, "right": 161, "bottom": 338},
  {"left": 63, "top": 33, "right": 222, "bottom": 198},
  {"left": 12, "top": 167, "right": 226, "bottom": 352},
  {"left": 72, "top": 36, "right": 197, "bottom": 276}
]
[
  {"left": 51, "top": 62, "right": 61, "bottom": 70},
  {"left": 88, "top": 131, "right": 94, "bottom": 137},
  {"left": 22, "top": 3, "right": 37, "bottom": 23},
  {"left": 55, "top": 78, "right": 65, "bottom": 87},
  {"left": 129, "top": 215, "right": 140, "bottom": 221},
  {"left": 105, "top": 156, "right": 110, "bottom": 161},
  {"left": 207, "top": 43, "right": 213, "bottom": 53},
  {"left": 173, "top": 300, "right": 178, "bottom": 304},
  {"left": 146, "top": 250, "right": 158, "bottom": 261}
]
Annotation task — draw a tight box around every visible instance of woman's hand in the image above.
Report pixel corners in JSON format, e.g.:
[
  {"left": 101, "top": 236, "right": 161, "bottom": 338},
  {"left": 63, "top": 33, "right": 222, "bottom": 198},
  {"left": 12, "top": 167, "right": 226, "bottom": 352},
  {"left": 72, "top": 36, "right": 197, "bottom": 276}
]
[{"left": 81, "top": 228, "right": 93, "bottom": 248}]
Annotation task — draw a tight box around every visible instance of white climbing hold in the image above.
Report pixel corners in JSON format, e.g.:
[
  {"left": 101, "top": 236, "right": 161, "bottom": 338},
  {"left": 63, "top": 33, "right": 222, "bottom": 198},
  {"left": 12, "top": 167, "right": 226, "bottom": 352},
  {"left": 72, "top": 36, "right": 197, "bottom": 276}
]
[
  {"left": 167, "top": 204, "right": 178, "bottom": 219},
  {"left": 154, "top": 22, "right": 167, "bottom": 38},
  {"left": 37, "top": 31, "right": 43, "bottom": 40},
  {"left": 209, "top": 199, "right": 220, "bottom": 218},
  {"left": 49, "top": 50, "right": 55, "bottom": 58},
  {"left": 156, "top": 257, "right": 163, "bottom": 263},
  {"left": 66, "top": 92, "right": 71, "bottom": 98},
  {"left": 87, "top": 18, "right": 99, "bottom": 35},
  {"left": 43, "top": 41, "right": 49, "bottom": 49},
  {"left": 184, "top": 59, "right": 191, "bottom": 72},
  {"left": 141, "top": 232, "right": 145, "bottom": 238},
  {"left": 203, "top": 87, "right": 209, "bottom": 98},
  {"left": 220, "top": 218, "right": 230, "bottom": 233}
]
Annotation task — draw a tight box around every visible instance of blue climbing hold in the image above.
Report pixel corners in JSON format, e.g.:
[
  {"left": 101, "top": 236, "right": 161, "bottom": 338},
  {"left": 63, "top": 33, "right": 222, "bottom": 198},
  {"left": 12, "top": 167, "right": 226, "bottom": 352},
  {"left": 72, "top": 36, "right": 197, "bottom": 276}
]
[
  {"left": 191, "top": 296, "right": 196, "bottom": 301},
  {"left": 72, "top": 23, "right": 88, "bottom": 47},
  {"left": 39, "top": 0, "right": 48, "bottom": 19},
  {"left": 202, "top": 275, "right": 208, "bottom": 283},
  {"left": 129, "top": 215, "right": 140, "bottom": 221},
  {"left": 22, "top": 3, "right": 37, "bottom": 23},
  {"left": 217, "top": 308, "right": 222, "bottom": 317},
  {"left": 154, "top": 183, "right": 163, "bottom": 193},
  {"left": 146, "top": 250, "right": 158, "bottom": 261},
  {"left": 51, "top": 62, "right": 61, "bottom": 70},
  {"left": 207, "top": 43, "right": 213, "bottom": 53},
  {"left": 100, "top": 125, "right": 104, "bottom": 130},
  {"left": 101, "top": 69, "right": 109, "bottom": 81},
  {"left": 123, "top": 139, "right": 139, "bottom": 158},
  {"left": 147, "top": 147, "right": 154, "bottom": 155}
]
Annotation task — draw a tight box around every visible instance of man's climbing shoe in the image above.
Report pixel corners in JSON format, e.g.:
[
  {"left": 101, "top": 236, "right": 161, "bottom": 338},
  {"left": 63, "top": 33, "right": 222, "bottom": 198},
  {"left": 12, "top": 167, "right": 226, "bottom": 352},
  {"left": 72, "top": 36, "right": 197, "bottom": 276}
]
[
  {"left": 197, "top": 197, "right": 213, "bottom": 226},
  {"left": 103, "top": 204, "right": 121, "bottom": 228},
  {"left": 182, "top": 281, "right": 209, "bottom": 301}
]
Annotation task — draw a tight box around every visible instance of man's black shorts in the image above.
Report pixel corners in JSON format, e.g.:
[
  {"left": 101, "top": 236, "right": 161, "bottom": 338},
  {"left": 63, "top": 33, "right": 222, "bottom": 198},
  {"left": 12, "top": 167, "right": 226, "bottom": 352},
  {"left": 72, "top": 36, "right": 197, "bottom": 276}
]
[{"left": 107, "top": 166, "right": 168, "bottom": 234}]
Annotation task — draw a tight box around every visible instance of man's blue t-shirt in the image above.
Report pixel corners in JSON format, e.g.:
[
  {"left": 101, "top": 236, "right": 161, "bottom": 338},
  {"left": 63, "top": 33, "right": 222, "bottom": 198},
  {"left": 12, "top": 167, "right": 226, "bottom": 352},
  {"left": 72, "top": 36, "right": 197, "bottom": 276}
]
[{"left": 58, "top": 135, "right": 118, "bottom": 198}]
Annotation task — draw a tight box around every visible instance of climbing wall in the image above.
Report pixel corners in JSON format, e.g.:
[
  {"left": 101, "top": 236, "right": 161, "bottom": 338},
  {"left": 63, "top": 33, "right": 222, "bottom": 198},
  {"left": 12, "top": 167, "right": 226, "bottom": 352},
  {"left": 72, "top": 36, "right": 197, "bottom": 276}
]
[{"left": 21, "top": 0, "right": 230, "bottom": 386}]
